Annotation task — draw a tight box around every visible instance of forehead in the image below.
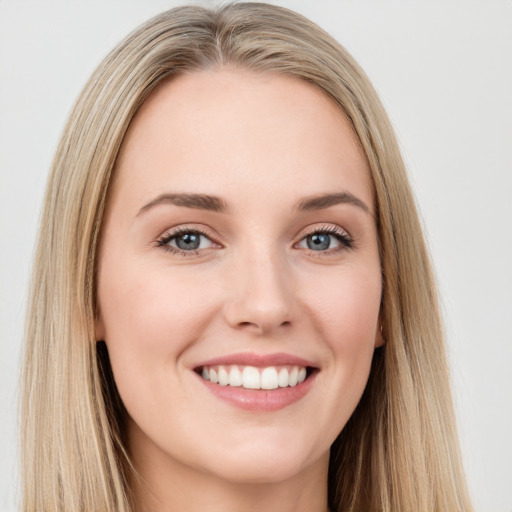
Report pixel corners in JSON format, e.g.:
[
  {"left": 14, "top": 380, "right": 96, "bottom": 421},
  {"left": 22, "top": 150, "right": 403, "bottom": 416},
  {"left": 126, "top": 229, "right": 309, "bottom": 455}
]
[{"left": 113, "top": 68, "right": 372, "bottom": 213}]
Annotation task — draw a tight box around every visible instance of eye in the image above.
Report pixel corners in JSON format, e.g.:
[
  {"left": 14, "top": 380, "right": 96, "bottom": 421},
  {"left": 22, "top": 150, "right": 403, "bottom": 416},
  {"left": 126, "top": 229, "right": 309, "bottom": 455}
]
[
  {"left": 297, "top": 227, "right": 353, "bottom": 253},
  {"left": 157, "top": 228, "right": 216, "bottom": 255}
]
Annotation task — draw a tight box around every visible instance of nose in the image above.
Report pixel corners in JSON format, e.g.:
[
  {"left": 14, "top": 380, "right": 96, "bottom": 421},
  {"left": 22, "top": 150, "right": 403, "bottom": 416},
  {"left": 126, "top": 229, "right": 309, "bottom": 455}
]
[{"left": 223, "top": 249, "right": 295, "bottom": 336}]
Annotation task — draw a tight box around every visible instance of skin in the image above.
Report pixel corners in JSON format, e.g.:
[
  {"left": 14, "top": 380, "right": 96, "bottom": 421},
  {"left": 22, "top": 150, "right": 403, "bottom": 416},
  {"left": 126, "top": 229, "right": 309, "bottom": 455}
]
[{"left": 96, "top": 69, "right": 383, "bottom": 512}]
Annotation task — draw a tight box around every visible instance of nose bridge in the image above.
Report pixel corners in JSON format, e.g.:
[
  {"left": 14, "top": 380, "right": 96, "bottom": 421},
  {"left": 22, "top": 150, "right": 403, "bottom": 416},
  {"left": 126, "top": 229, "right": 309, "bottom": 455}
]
[{"left": 224, "top": 241, "right": 294, "bottom": 334}]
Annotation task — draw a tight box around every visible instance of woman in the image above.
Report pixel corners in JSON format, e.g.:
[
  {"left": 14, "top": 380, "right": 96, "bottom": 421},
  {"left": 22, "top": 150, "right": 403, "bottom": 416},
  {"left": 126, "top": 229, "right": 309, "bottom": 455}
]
[{"left": 21, "top": 3, "right": 473, "bottom": 511}]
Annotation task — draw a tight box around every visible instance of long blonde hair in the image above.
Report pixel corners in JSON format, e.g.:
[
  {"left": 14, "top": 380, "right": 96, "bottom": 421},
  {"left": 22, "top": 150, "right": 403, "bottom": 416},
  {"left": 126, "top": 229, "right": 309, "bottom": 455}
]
[{"left": 22, "top": 3, "right": 473, "bottom": 511}]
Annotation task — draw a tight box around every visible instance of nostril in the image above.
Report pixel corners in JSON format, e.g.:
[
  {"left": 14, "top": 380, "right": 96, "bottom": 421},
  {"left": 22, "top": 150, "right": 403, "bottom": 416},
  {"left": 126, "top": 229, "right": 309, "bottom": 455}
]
[{"left": 235, "top": 319, "right": 292, "bottom": 334}]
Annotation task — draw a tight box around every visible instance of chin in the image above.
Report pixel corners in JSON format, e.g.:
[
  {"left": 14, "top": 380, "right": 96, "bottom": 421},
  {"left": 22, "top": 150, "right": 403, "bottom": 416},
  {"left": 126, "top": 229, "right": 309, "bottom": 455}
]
[
  {"left": 193, "top": 431, "right": 328, "bottom": 485},
  {"left": 204, "top": 452, "right": 320, "bottom": 485}
]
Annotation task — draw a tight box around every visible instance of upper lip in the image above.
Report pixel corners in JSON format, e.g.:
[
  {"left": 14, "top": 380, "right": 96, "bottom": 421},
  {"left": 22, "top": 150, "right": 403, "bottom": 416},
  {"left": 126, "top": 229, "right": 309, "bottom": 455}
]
[{"left": 194, "top": 352, "right": 318, "bottom": 369}]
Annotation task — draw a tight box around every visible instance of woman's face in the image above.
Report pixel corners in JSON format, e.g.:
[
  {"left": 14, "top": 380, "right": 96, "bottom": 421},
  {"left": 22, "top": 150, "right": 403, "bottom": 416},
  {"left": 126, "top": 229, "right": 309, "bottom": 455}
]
[{"left": 96, "top": 69, "right": 383, "bottom": 485}]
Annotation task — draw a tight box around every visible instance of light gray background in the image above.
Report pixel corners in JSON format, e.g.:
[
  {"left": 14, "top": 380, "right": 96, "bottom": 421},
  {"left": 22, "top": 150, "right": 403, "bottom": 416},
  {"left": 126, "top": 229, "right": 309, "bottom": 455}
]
[{"left": 1, "top": 1, "right": 511, "bottom": 511}]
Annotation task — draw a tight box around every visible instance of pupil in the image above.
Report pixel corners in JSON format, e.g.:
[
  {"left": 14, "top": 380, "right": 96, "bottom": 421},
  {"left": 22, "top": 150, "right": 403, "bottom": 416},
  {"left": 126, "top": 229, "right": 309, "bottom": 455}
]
[
  {"left": 176, "top": 233, "right": 200, "bottom": 250},
  {"left": 307, "top": 233, "right": 330, "bottom": 251}
]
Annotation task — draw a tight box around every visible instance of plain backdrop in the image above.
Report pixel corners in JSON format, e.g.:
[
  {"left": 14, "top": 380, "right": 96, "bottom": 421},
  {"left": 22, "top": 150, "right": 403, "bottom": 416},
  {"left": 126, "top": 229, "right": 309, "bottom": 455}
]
[{"left": 1, "top": 1, "right": 511, "bottom": 511}]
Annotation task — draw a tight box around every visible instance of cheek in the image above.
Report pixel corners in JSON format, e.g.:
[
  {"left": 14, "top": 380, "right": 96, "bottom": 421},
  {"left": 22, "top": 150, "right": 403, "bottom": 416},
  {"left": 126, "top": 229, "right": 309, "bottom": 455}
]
[
  {"left": 300, "top": 265, "right": 381, "bottom": 417},
  {"left": 99, "top": 260, "right": 213, "bottom": 342},
  {"left": 302, "top": 264, "right": 381, "bottom": 347},
  {"left": 97, "top": 261, "right": 218, "bottom": 402}
]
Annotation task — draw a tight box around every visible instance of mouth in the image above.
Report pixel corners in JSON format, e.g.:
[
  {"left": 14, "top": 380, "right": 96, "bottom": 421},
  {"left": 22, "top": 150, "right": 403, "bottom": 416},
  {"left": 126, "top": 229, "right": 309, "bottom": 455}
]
[
  {"left": 192, "top": 352, "right": 319, "bottom": 411},
  {"left": 195, "top": 364, "right": 315, "bottom": 390}
]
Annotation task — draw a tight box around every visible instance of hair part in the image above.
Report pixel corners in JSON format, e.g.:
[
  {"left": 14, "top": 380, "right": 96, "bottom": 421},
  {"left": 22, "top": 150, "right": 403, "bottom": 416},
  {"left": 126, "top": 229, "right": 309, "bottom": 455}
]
[{"left": 22, "top": 3, "right": 473, "bottom": 511}]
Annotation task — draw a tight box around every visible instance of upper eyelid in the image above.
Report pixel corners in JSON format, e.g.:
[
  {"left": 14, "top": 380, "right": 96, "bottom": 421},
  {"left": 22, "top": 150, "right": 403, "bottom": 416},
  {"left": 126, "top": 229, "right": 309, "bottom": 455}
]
[
  {"left": 158, "top": 225, "right": 219, "bottom": 242},
  {"left": 297, "top": 223, "right": 353, "bottom": 243},
  {"left": 158, "top": 223, "right": 350, "bottom": 239},
  {"left": 301, "top": 224, "right": 350, "bottom": 236}
]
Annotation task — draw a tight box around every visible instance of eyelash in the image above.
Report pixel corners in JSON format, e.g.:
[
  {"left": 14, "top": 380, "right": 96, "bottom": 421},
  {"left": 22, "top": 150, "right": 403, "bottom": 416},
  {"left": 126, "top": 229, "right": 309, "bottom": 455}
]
[
  {"left": 156, "top": 227, "right": 216, "bottom": 257},
  {"left": 156, "top": 225, "right": 354, "bottom": 257},
  {"left": 300, "top": 225, "right": 354, "bottom": 255}
]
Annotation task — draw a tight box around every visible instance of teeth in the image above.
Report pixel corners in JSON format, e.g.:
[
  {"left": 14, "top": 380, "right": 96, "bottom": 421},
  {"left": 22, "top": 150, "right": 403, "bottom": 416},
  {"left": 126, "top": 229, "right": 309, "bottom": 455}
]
[
  {"left": 289, "top": 367, "right": 298, "bottom": 387},
  {"left": 200, "top": 365, "right": 308, "bottom": 390},
  {"left": 242, "top": 366, "right": 260, "bottom": 389},
  {"left": 218, "top": 367, "right": 229, "bottom": 386},
  {"left": 278, "top": 368, "right": 289, "bottom": 387},
  {"left": 260, "top": 367, "right": 278, "bottom": 389},
  {"left": 209, "top": 368, "right": 219, "bottom": 384},
  {"left": 228, "top": 366, "right": 242, "bottom": 387}
]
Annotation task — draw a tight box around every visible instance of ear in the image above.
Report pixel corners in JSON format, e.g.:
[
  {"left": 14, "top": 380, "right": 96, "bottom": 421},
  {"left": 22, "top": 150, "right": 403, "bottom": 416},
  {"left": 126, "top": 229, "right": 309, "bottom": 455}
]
[
  {"left": 374, "top": 320, "right": 385, "bottom": 348},
  {"left": 95, "top": 314, "right": 106, "bottom": 342}
]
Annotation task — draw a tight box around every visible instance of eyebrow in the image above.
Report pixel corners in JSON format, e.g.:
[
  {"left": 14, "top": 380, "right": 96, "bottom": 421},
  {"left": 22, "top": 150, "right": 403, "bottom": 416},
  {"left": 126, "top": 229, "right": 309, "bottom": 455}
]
[
  {"left": 137, "top": 190, "right": 370, "bottom": 216},
  {"left": 294, "top": 192, "right": 370, "bottom": 214},
  {"left": 137, "top": 193, "right": 228, "bottom": 216}
]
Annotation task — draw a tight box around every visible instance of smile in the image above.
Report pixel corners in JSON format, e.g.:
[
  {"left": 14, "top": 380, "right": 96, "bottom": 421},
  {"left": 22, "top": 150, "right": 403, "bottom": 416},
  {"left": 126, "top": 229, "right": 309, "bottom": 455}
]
[
  {"left": 199, "top": 365, "right": 308, "bottom": 390},
  {"left": 193, "top": 353, "right": 318, "bottom": 411}
]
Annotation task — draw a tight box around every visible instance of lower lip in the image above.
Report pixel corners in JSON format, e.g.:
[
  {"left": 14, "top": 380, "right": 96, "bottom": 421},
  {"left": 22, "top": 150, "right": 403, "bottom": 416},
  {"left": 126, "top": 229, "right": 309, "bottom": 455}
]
[{"left": 195, "top": 372, "right": 316, "bottom": 411}]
